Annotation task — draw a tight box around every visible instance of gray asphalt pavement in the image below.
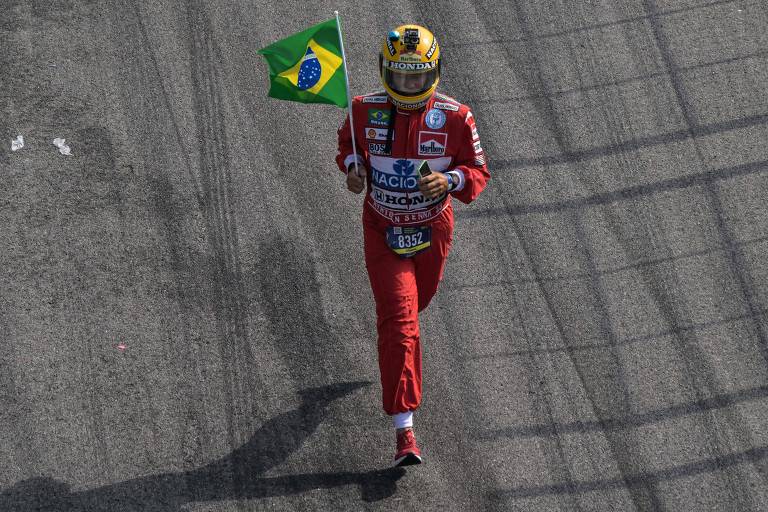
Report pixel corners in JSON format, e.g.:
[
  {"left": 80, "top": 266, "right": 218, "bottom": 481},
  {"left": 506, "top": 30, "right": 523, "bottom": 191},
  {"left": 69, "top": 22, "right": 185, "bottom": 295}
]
[{"left": 2, "top": 0, "right": 767, "bottom": 510}]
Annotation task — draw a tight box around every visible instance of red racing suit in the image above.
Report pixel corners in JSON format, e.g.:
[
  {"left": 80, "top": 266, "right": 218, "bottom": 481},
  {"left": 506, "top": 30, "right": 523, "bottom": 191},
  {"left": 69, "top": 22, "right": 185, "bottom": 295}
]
[{"left": 336, "top": 91, "right": 489, "bottom": 415}]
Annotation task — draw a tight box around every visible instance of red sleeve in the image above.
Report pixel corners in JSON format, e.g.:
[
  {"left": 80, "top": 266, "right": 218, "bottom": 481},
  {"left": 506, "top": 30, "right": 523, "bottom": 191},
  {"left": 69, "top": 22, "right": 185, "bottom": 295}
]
[
  {"left": 335, "top": 98, "right": 365, "bottom": 173},
  {"left": 450, "top": 108, "right": 490, "bottom": 204}
]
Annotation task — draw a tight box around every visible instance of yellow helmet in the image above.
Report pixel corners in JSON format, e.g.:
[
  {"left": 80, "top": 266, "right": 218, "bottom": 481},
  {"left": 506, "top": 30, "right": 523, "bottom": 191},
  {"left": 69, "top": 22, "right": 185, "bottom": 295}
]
[{"left": 379, "top": 24, "right": 441, "bottom": 110}]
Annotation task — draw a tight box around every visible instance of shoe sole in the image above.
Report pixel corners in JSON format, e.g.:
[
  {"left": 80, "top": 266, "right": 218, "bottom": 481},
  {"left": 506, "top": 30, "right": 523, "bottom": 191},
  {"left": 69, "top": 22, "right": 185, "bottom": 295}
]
[{"left": 394, "top": 452, "right": 423, "bottom": 467}]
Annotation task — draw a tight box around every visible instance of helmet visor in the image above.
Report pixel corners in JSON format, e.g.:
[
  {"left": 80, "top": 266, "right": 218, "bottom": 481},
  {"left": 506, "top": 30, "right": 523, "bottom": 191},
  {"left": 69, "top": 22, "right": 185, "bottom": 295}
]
[{"left": 383, "top": 68, "right": 438, "bottom": 97}]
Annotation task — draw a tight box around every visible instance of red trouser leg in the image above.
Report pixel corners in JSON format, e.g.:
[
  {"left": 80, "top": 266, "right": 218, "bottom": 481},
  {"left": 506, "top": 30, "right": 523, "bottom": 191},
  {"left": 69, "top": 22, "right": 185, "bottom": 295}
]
[{"left": 363, "top": 209, "right": 453, "bottom": 415}]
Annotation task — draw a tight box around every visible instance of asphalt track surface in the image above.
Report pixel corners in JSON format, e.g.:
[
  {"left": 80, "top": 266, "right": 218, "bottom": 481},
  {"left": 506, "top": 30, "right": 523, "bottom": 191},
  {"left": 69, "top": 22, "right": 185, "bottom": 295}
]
[{"left": 2, "top": 1, "right": 768, "bottom": 510}]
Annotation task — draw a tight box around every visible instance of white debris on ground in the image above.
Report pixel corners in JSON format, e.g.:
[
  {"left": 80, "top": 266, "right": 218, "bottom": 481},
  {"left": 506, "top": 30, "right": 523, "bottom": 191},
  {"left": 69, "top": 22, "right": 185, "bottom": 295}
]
[
  {"left": 11, "top": 135, "right": 24, "bottom": 151},
  {"left": 53, "top": 137, "right": 72, "bottom": 155}
]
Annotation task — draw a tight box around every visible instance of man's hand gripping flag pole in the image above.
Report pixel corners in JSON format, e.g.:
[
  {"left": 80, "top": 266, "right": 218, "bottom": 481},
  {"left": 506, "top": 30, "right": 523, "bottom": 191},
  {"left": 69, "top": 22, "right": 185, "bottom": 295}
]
[{"left": 334, "top": 11, "right": 360, "bottom": 178}]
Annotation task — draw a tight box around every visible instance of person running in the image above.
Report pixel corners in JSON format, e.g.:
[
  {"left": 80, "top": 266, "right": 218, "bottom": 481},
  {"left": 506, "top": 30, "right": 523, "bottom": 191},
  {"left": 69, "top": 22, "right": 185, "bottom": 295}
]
[{"left": 336, "top": 24, "right": 490, "bottom": 466}]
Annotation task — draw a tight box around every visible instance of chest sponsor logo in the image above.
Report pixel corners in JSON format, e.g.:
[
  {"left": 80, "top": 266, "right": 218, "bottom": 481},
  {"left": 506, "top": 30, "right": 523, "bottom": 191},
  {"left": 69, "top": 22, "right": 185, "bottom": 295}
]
[
  {"left": 418, "top": 131, "right": 448, "bottom": 156},
  {"left": 368, "top": 109, "right": 391, "bottom": 126},
  {"left": 372, "top": 169, "right": 419, "bottom": 192},
  {"left": 368, "top": 142, "right": 391, "bottom": 155},
  {"left": 362, "top": 95, "right": 388, "bottom": 104},
  {"left": 366, "top": 127, "right": 393, "bottom": 141},
  {"left": 370, "top": 159, "right": 418, "bottom": 191},
  {"left": 433, "top": 101, "right": 459, "bottom": 111},
  {"left": 372, "top": 188, "right": 442, "bottom": 210},
  {"left": 425, "top": 108, "right": 446, "bottom": 130}
]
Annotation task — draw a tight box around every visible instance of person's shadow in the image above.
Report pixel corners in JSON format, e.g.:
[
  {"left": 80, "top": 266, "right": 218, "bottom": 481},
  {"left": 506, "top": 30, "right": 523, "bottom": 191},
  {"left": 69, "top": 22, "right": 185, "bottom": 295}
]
[{"left": 0, "top": 382, "right": 405, "bottom": 511}]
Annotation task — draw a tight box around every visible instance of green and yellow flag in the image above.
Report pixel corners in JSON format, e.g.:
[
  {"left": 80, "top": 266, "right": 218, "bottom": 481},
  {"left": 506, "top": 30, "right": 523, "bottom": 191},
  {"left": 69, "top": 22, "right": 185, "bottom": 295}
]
[{"left": 257, "top": 18, "right": 348, "bottom": 108}]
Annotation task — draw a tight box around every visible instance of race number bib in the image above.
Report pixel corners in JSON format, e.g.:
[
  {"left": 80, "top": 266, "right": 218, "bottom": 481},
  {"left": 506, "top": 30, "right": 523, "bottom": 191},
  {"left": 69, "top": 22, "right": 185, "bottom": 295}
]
[{"left": 385, "top": 226, "right": 432, "bottom": 258}]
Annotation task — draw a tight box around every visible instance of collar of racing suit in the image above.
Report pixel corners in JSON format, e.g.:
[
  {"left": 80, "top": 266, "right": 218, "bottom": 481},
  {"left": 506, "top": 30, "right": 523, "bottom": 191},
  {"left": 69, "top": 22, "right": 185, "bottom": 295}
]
[{"left": 384, "top": 98, "right": 430, "bottom": 154}]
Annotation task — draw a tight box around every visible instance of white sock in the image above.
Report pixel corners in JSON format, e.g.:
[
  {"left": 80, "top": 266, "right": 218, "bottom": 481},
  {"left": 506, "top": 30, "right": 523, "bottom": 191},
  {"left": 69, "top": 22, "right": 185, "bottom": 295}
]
[{"left": 393, "top": 411, "right": 413, "bottom": 429}]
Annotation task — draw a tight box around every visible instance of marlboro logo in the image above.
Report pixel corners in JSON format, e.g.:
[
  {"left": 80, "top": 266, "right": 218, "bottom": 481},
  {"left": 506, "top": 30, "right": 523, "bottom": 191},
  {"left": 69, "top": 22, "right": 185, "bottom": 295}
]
[{"left": 418, "top": 131, "right": 447, "bottom": 156}]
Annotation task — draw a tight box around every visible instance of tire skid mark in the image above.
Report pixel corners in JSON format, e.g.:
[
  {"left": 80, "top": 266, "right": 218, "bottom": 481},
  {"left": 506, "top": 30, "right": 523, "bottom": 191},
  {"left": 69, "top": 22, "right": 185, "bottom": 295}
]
[
  {"left": 127, "top": 1, "right": 260, "bottom": 496},
  {"left": 539, "top": 0, "right": 761, "bottom": 507},
  {"left": 488, "top": 383, "right": 768, "bottom": 438},
  {"left": 481, "top": 0, "right": 766, "bottom": 507},
  {"left": 490, "top": 113, "right": 768, "bottom": 170},
  {"left": 447, "top": 234, "right": 768, "bottom": 292},
  {"left": 642, "top": 0, "right": 768, "bottom": 370},
  {"left": 464, "top": 159, "right": 768, "bottom": 217},
  {"left": 493, "top": 445, "right": 768, "bottom": 500},
  {"left": 222, "top": 0, "right": 377, "bottom": 387},
  {"left": 476, "top": 48, "right": 768, "bottom": 107},
  {"left": 218, "top": 0, "right": 366, "bottom": 391},
  {"left": 491, "top": 1, "right": 662, "bottom": 509},
  {"left": 642, "top": 0, "right": 768, "bottom": 500},
  {"left": 129, "top": 1, "right": 204, "bottom": 212},
  {"left": 445, "top": 0, "right": 750, "bottom": 49},
  {"left": 476, "top": 307, "right": 768, "bottom": 360},
  {"left": 706, "top": 182, "right": 768, "bottom": 365},
  {"left": 489, "top": 185, "right": 643, "bottom": 509},
  {"left": 126, "top": 0, "right": 220, "bottom": 476},
  {"left": 185, "top": 0, "right": 258, "bottom": 500},
  {"left": 606, "top": 17, "right": 761, "bottom": 512},
  {"left": 614, "top": 189, "right": 765, "bottom": 509},
  {"left": 486, "top": 218, "right": 586, "bottom": 511}
]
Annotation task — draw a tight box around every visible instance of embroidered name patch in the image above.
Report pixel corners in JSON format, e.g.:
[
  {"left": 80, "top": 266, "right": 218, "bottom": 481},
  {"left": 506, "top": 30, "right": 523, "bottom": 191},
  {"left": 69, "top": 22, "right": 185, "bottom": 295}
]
[
  {"left": 433, "top": 101, "right": 459, "bottom": 111},
  {"left": 362, "top": 95, "right": 388, "bottom": 104}
]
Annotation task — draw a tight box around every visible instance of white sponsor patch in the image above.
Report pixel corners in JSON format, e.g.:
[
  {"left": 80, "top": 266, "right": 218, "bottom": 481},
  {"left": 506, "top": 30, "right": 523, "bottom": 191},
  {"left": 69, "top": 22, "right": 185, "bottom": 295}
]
[
  {"left": 418, "top": 131, "right": 447, "bottom": 156},
  {"left": 362, "top": 95, "right": 388, "bottom": 104},
  {"left": 368, "top": 142, "right": 390, "bottom": 155},
  {"left": 473, "top": 141, "right": 483, "bottom": 154},
  {"left": 369, "top": 155, "right": 452, "bottom": 173},
  {"left": 372, "top": 188, "right": 443, "bottom": 211},
  {"left": 366, "top": 127, "right": 394, "bottom": 141},
  {"left": 465, "top": 111, "right": 474, "bottom": 121},
  {"left": 475, "top": 155, "right": 486, "bottom": 166},
  {"left": 471, "top": 126, "right": 479, "bottom": 140},
  {"left": 433, "top": 101, "right": 459, "bottom": 111}
]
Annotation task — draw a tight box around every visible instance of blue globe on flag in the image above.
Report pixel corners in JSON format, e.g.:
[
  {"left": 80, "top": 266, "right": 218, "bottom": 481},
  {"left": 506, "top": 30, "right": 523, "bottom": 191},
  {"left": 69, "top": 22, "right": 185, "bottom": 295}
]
[
  {"left": 258, "top": 18, "right": 349, "bottom": 107},
  {"left": 297, "top": 47, "right": 322, "bottom": 90}
]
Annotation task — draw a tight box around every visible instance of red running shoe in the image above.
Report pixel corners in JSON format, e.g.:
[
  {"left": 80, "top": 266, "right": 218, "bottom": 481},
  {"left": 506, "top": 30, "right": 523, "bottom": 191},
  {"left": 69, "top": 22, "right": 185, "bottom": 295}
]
[{"left": 394, "top": 428, "right": 423, "bottom": 467}]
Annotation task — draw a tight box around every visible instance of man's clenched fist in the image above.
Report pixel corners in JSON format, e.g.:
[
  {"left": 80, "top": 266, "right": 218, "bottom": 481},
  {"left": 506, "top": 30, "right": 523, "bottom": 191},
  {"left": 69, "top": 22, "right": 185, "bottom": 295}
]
[
  {"left": 418, "top": 172, "right": 449, "bottom": 199},
  {"left": 346, "top": 164, "right": 367, "bottom": 194}
]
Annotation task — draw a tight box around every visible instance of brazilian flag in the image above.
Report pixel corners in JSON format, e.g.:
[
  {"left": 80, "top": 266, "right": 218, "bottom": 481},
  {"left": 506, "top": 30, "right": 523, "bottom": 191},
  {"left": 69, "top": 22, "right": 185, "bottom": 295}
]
[{"left": 257, "top": 18, "right": 348, "bottom": 108}]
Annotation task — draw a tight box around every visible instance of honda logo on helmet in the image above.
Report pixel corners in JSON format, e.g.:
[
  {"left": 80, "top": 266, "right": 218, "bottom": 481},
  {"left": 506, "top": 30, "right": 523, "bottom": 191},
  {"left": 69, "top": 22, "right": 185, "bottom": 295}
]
[{"left": 386, "top": 61, "right": 436, "bottom": 71}]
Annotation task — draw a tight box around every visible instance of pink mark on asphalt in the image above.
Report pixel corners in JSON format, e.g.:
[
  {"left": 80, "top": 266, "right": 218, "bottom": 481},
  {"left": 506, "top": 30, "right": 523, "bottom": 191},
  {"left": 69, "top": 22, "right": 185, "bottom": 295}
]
[{"left": 117, "top": 343, "right": 127, "bottom": 351}]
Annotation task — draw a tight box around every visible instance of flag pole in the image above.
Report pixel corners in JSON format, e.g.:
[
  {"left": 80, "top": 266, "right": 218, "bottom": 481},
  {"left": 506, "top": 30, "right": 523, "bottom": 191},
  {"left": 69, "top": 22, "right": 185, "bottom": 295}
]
[{"left": 334, "top": 11, "right": 360, "bottom": 177}]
